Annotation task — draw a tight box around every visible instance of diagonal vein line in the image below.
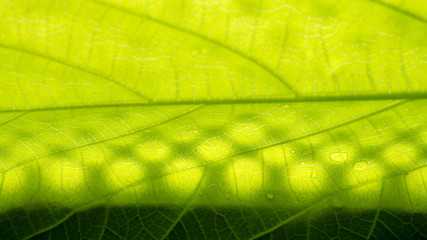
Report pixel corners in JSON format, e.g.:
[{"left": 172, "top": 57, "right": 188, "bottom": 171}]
[
  {"left": 93, "top": 100, "right": 413, "bottom": 205},
  {"left": 366, "top": 205, "right": 382, "bottom": 239},
  {"left": 216, "top": 100, "right": 407, "bottom": 160},
  {"left": 160, "top": 169, "right": 208, "bottom": 240},
  {"left": 0, "top": 100, "right": 408, "bottom": 177},
  {"left": 23, "top": 167, "right": 210, "bottom": 240},
  {"left": 86, "top": 0, "right": 298, "bottom": 97},
  {"left": 366, "top": 180, "right": 385, "bottom": 239},
  {"left": 22, "top": 203, "right": 106, "bottom": 240},
  {"left": 367, "top": 0, "right": 427, "bottom": 24},
  {"left": 97, "top": 207, "right": 109, "bottom": 240},
  {"left": 0, "top": 112, "right": 27, "bottom": 127},
  {"left": 0, "top": 44, "right": 152, "bottom": 101},
  {"left": 0, "top": 104, "right": 204, "bottom": 175}
]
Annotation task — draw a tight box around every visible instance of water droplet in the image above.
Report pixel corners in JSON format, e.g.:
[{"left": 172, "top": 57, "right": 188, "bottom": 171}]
[
  {"left": 290, "top": 150, "right": 296, "bottom": 154},
  {"left": 300, "top": 161, "right": 305, "bottom": 165},
  {"left": 329, "top": 152, "right": 348, "bottom": 162},
  {"left": 353, "top": 161, "right": 368, "bottom": 170},
  {"left": 208, "top": 183, "right": 218, "bottom": 188},
  {"left": 266, "top": 192, "right": 275, "bottom": 200}
]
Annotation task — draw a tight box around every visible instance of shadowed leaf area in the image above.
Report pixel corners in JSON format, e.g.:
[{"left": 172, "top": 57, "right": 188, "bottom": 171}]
[
  {"left": 1, "top": 207, "right": 426, "bottom": 240},
  {"left": 0, "top": 0, "right": 426, "bottom": 239}
]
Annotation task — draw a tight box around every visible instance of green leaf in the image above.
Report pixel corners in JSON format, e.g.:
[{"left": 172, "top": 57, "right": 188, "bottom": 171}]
[{"left": 0, "top": 0, "right": 426, "bottom": 239}]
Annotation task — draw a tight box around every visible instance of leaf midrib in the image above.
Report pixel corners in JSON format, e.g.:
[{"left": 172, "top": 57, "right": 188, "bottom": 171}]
[
  {"left": 1, "top": 94, "right": 427, "bottom": 113},
  {"left": 2, "top": 2, "right": 427, "bottom": 113}
]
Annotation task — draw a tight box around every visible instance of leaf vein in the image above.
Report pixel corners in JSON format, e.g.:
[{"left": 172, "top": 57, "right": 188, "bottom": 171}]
[
  {"left": 86, "top": 0, "right": 299, "bottom": 97},
  {"left": 0, "top": 105, "right": 204, "bottom": 174},
  {"left": 0, "top": 44, "right": 151, "bottom": 102}
]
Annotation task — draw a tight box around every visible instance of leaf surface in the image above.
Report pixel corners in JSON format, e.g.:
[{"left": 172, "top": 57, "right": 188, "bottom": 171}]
[{"left": 0, "top": 0, "right": 426, "bottom": 239}]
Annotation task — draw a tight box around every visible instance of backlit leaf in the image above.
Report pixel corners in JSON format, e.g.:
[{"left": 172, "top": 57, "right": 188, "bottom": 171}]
[{"left": 0, "top": 0, "right": 426, "bottom": 239}]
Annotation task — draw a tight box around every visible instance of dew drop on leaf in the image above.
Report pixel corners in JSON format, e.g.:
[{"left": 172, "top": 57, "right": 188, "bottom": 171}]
[
  {"left": 329, "top": 152, "right": 348, "bottom": 162},
  {"left": 290, "top": 150, "right": 296, "bottom": 154},
  {"left": 353, "top": 161, "right": 368, "bottom": 170}
]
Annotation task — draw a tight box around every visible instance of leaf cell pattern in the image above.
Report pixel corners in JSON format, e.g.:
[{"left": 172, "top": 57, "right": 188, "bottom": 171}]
[{"left": 0, "top": 0, "right": 426, "bottom": 239}]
